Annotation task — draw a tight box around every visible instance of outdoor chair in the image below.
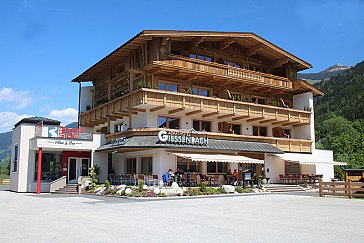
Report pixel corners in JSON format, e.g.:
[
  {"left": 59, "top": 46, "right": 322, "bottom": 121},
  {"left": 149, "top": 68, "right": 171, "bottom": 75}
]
[
  {"left": 189, "top": 173, "right": 197, "bottom": 187},
  {"left": 136, "top": 174, "right": 145, "bottom": 185},
  {"left": 123, "top": 174, "right": 133, "bottom": 186},
  {"left": 279, "top": 174, "right": 285, "bottom": 184},
  {"left": 109, "top": 174, "right": 116, "bottom": 185},
  {"left": 210, "top": 174, "right": 220, "bottom": 186}
]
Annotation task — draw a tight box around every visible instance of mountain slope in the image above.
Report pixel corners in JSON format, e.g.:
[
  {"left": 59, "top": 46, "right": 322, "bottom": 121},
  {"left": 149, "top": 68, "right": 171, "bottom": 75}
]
[
  {"left": 298, "top": 64, "right": 351, "bottom": 83},
  {"left": 314, "top": 61, "right": 364, "bottom": 122}
]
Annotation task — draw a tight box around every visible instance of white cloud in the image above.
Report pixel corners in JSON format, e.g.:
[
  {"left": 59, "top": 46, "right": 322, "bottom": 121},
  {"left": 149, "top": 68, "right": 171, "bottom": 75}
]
[
  {"left": 48, "top": 108, "right": 78, "bottom": 126},
  {"left": 0, "top": 87, "right": 33, "bottom": 110},
  {"left": 0, "top": 112, "right": 32, "bottom": 133}
]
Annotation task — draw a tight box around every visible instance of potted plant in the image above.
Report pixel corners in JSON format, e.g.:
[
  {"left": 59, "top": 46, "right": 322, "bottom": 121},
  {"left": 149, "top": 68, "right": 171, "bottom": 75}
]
[{"left": 259, "top": 171, "right": 267, "bottom": 185}]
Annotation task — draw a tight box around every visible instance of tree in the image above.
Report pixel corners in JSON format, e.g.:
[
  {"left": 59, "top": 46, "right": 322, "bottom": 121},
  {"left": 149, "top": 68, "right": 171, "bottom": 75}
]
[{"left": 6, "top": 159, "right": 10, "bottom": 175}]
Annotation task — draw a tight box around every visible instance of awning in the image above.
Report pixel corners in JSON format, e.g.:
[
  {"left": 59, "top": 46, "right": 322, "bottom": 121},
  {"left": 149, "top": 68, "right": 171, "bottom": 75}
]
[
  {"left": 274, "top": 153, "right": 347, "bottom": 166},
  {"left": 173, "top": 153, "right": 264, "bottom": 164}
]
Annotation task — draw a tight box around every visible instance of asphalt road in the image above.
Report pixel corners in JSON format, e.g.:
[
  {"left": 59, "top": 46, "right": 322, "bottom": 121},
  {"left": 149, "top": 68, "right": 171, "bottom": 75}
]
[{"left": 0, "top": 191, "right": 363, "bottom": 242}]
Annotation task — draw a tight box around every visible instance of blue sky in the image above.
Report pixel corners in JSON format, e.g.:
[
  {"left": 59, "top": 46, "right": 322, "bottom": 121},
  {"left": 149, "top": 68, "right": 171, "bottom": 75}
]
[{"left": 0, "top": 0, "right": 363, "bottom": 132}]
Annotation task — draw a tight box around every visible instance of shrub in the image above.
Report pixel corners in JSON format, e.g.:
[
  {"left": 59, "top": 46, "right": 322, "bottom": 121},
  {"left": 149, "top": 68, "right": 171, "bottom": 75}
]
[
  {"left": 235, "top": 186, "right": 243, "bottom": 193},
  {"left": 200, "top": 182, "right": 207, "bottom": 192},
  {"left": 104, "top": 180, "right": 110, "bottom": 189},
  {"left": 138, "top": 180, "right": 145, "bottom": 192}
]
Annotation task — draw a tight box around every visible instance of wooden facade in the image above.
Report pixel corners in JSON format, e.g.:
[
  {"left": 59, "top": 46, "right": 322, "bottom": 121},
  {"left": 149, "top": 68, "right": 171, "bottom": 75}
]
[{"left": 74, "top": 30, "right": 322, "bottom": 154}]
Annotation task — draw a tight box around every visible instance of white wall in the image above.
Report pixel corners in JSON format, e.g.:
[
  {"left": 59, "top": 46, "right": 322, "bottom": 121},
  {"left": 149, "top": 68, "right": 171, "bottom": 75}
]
[
  {"left": 293, "top": 92, "right": 314, "bottom": 148},
  {"left": 92, "top": 152, "right": 108, "bottom": 183},
  {"left": 80, "top": 86, "right": 94, "bottom": 113},
  {"left": 265, "top": 155, "right": 285, "bottom": 183}
]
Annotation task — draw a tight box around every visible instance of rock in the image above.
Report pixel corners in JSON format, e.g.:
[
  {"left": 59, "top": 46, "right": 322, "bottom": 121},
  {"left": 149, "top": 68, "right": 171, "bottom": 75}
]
[
  {"left": 83, "top": 180, "right": 91, "bottom": 187},
  {"left": 153, "top": 187, "right": 160, "bottom": 195},
  {"left": 125, "top": 188, "right": 132, "bottom": 195},
  {"left": 182, "top": 187, "right": 187, "bottom": 192},
  {"left": 253, "top": 188, "right": 260, "bottom": 193},
  {"left": 222, "top": 185, "right": 235, "bottom": 193},
  {"left": 171, "top": 182, "right": 183, "bottom": 195},
  {"left": 143, "top": 185, "right": 148, "bottom": 190},
  {"left": 116, "top": 184, "right": 126, "bottom": 190},
  {"left": 160, "top": 188, "right": 177, "bottom": 197},
  {"left": 110, "top": 186, "right": 115, "bottom": 190},
  {"left": 95, "top": 186, "right": 106, "bottom": 193},
  {"left": 116, "top": 189, "right": 124, "bottom": 195}
]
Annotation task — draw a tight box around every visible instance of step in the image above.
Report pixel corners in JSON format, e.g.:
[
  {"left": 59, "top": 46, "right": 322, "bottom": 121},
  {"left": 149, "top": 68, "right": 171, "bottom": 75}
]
[
  {"left": 264, "top": 184, "right": 305, "bottom": 193},
  {"left": 52, "top": 184, "right": 79, "bottom": 194}
]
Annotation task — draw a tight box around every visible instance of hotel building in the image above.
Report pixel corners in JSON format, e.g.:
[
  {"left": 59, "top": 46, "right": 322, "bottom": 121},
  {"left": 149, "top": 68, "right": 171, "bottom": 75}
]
[{"left": 10, "top": 30, "right": 345, "bottom": 192}]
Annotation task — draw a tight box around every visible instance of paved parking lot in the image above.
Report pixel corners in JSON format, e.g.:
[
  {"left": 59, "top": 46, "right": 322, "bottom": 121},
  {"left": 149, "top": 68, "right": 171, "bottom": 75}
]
[{"left": 0, "top": 191, "right": 363, "bottom": 242}]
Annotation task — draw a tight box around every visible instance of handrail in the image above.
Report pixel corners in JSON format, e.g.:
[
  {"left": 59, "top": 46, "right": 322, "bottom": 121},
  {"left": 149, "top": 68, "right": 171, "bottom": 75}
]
[
  {"left": 167, "top": 54, "right": 291, "bottom": 82},
  {"left": 50, "top": 176, "right": 67, "bottom": 193}
]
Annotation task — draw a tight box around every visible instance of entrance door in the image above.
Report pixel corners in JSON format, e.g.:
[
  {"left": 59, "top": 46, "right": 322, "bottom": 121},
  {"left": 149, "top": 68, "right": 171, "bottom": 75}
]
[{"left": 68, "top": 158, "right": 90, "bottom": 183}]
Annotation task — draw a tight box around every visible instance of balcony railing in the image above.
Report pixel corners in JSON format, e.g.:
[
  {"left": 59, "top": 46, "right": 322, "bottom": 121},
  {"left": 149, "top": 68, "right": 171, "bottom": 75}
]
[
  {"left": 80, "top": 88, "right": 311, "bottom": 129},
  {"left": 145, "top": 54, "right": 293, "bottom": 90},
  {"left": 105, "top": 128, "right": 312, "bottom": 153}
]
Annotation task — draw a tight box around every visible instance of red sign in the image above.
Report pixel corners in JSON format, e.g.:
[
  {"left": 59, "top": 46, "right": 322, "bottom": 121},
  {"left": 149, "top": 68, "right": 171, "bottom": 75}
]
[{"left": 58, "top": 127, "right": 84, "bottom": 139}]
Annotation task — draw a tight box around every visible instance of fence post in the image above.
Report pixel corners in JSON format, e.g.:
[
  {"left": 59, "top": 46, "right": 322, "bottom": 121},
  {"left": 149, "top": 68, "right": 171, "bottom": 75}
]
[
  {"left": 348, "top": 180, "right": 352, "bottom": 199},
  {"left": 319, "top": 179, "right": 322, "bottom": 197}
]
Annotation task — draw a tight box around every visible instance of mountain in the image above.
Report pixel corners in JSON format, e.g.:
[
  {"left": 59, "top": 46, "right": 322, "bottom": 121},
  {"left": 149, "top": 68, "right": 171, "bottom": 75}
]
[
  {"left": 65, "top": 122, "right": 78, "bottom": 128},
  {"left": 298, "top": 64, "right": 352, "bottom": 84},
  {"left": 314, "top": 60, "right": 364, "bottom": 171}
]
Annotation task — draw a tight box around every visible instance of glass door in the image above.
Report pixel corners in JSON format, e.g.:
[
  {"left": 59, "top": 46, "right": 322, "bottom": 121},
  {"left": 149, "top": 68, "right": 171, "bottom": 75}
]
[
  {"left": 81, "top": 158, "right": 90, "bottom": 176},
  {"left": 68, "top": 158, "right": 77, "bottom": 182}
]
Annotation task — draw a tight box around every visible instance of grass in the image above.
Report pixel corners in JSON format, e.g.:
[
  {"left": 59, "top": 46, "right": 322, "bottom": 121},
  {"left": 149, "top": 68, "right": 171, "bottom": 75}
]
[{"left": 0, "top": 174, "right": 10, "bottom": 179}]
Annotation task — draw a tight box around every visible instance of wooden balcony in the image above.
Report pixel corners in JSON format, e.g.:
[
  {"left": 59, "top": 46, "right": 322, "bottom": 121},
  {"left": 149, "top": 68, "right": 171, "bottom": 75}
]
[
  {"left": 145, "top": 54, "right": 293, "bottom": 91},
  {"left": 106, "top": 128, "right": 312, "bottom": 153},
  {"left": 80, "top": 88, "right": 311, "bottom": 128}
]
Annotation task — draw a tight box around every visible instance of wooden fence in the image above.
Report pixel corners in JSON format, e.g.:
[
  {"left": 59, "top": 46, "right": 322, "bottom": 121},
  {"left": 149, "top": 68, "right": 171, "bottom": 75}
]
[
  {"left": 319, "top": 179, "right": 364, "bottom": 198},
  {"left": 0, "top": 178, "right": 10, "bottom": 185}
]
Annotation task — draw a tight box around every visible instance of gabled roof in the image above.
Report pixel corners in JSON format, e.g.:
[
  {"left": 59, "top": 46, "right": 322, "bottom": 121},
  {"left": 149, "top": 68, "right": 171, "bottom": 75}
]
[
  {"left": 72, "top": 30, "right": 312, "bottom": 82},
  {"left": 14, "top": 116, "right": 61, "bottom": 128}
]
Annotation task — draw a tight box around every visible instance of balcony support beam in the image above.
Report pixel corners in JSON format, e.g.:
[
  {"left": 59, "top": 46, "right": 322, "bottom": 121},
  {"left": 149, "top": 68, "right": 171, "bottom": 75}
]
[
  {"left": 218, "top": 114, "right": 235, "bottom": 119},
  {"left": 169, "top": 107, "right": 185, "bottom": 114},
  {"left": 260, "top": 119, "right": 277, "bottom": 124},
  {"left": 246, "top": 117, "right": 264, "bottom": 122},
  {"left": 232, "top": 115, "right": 249, "bottom": 121},
  {"left": 186, "top": 110, "right": 203, "bottom": 116},
  {"left": 202, "top": 112, "right": 219, "bottom": 118},
  {"left": 150, "top": 106, "right": 166, "bottom": 112}
]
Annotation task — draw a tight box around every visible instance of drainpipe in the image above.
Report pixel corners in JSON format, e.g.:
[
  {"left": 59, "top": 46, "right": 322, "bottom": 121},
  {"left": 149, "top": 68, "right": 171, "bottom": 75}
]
[{"left": 77, "top": 81, "right": 81, "bottom": 129}]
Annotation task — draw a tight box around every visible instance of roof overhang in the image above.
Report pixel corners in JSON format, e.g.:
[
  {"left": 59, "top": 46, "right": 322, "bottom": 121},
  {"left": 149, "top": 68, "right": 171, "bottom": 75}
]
[
  {"left": 72, "top": 30, "right": 313, "bottom": 83},
  {"left": 293, "top": 80, "right": 324, "bottom": 96},
  {"left": 274, "top": 153, "right": 347, "bottom": 166},
  {"left": 173, "top": 153, "right": 264, "bottom": 164}
]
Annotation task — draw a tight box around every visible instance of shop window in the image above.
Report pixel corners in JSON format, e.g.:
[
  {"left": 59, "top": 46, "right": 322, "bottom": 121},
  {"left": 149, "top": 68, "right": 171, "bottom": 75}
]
[
  {"left": 252, "top": 97, "right": 266, "bottom": 105},
  {"left": 177, "top": 157, "right": 200, "bottom": 173},
  {"left": 141, "top": 157, "right": 153, "bottom": 175},
  {"left": 13, "top": 144, "right": 18, "bottom": 172},
  {"left": 126, "top": 158, "right": 136, "bottom": 174},
  {"left": 158, "top": 116, "right": 180, "bottom": 129},
  {"left": 159, "top": 82, "right": 179, "bottom": 92},
  {"left": 193, "top": 120, "right": 211, "bottom": 132},
  {"left": 253, "top": 126, "right": 267, "bottom": 137},
  {"left": 34, "top": 152, "right": 62, "bottom": 181},
  {"left": 207, "top": 162, "right": 227, "bottom": 174},
  {"left": 192, "top": 87, "right": 210, "bottom": 97}
]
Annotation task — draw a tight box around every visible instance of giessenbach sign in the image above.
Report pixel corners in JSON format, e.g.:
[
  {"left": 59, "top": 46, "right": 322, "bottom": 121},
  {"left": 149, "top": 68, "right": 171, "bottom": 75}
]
[{"left": 158, "top": 129, "right": 208, "bottom": 146}]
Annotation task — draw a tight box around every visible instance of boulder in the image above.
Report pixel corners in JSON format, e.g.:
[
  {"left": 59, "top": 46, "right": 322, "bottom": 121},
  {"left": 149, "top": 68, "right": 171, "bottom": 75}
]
[
  {"left": 171, "top": 182, "right": 183, "bottom": 195},
  {"left": 222, "top": 185, "right": 235, "bottom": 193},
  {"left": 116, "top": 189, "right": 125, "bottom": 196},
  {"left": 153, "top": 187, "right": 160, "bottom": 195},
  {"left": 143, "top": 185, "right": 148, "bottom": 190},
  {"left": 116, "top": 184, "right": 126, "bottom": 190},
  {"left": 182, "top": 187, "right": 187, "bottom": 192},
  {"left": 125, "top": 188, "right": 132, "bottom": 195},
  {"left": 160, "top": 188, "right": 177, "bottom": 197}
]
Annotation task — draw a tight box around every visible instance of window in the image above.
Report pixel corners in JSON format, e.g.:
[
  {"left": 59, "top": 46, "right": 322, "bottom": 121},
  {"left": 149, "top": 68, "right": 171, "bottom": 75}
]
[
  {"left": 126, "top": 158, "right": 136, "bottom": 174},
  {"left": 190, "top": 53, "right": 213, "bottom": 62},
  {"left": 192, "top": 87, "right": 210, "bottom": 97},
  {"left": 116, "top": 63, "right": 125, "bottom": 74},
  {"left": 218, "top": 123, "right": 241, "bottom": 135},
  {"left": 159, "top": 82, "right": 179, "bottom": 92},
  {"left": 252, "top": 97, "right": 266, "bottom": 105},
  {"left": 158, "top": 116, "right": 180, "bottom": 129},
  {"left": 141, "top": 157, "right": 153, "bottom": 175},
  {"left": 253, "top": 126, "right": 267, "bottom": 137},
  {"left": 177, "top": 157, "right": 200, "bottom": 173},
  {"left": 193, "top": 120, "right": 211, "bottom": 132},
  {"left": 207, "top": 162, "right": 228, "bottom": 174},
  {"left": 224, "top": 60, "right": 241, "bottom": 68},
  {"left": 114, "top": 123, "right": 124, "bottom": 133},
  {"left": 13, "top": 145, "right": 18, "bottom": 172},
  {"left": 34, "top": 152, "right": 62, "bottom": 181},
  {"left": 230, "top": 92, "right": 242, "bottom": 101},
  {"left": 285, "top": 162, "right": 301, "bottom": 174}
]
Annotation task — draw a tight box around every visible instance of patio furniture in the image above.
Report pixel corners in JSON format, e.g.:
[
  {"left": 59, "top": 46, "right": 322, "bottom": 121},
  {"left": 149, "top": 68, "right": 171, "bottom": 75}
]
[
  {"left": 109, "top": 174, "right": 116, "bottom": 185},
  {"left": 136, "top": 174, "right": 145, "bottom": 185},
  {"left": 123, "top": 174, "right": 133, "bottom": 186},
  {"left": 279, "top": 174, "right": 285, "bottom": 184},
  {"left": 210, "top": 174, "right": 220, "bottom": 186},
  {"left": 189, "top": 173, "right": 197, "bottom": 187}
]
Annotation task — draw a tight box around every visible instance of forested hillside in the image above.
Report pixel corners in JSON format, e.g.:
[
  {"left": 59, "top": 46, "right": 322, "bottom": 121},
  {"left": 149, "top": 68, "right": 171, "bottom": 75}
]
[{"left": 314, "top": 60, "right": 364, "bottom": 172}]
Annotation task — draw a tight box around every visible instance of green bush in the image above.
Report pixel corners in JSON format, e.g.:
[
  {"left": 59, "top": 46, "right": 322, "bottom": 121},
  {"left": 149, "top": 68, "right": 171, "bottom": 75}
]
[
  {"left": 235, "top": 186, "right": 243, "bottom": 193},
  {"left": 200, "top": 182, "right": 207, "bottom": 192},
  {"left": 104, "top": 180, "right": 110, "bottom": 189},
  {"left": 138, "top": 180, "right": 145, "bottom": 192}
]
